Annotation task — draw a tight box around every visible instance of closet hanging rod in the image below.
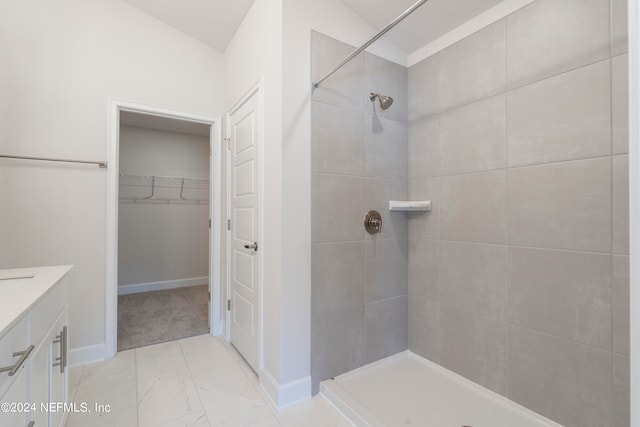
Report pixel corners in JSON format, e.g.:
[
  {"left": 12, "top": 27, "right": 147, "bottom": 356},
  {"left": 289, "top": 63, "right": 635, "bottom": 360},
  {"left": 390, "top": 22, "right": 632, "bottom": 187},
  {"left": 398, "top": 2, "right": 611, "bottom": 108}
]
[
  {"left": 0, "top": 154, "right": 107, "bottom": 168},
  {"left": 312, "top": 0, "right": 429, "bottom": 88}
]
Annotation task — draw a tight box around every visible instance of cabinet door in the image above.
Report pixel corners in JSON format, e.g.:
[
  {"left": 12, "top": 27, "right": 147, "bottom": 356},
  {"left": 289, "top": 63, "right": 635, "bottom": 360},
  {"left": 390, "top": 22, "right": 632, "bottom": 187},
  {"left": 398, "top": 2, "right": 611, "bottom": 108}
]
[
  {"left": 49, "top": 314, "right": 67, "bottom": 427},
  {"left": 0, "top": 369, "right": 28, "bottom": 427},
  {"left": 30, "top": 336, "right": 49, "bottom": 427},
  {"left": 31, "top": 308, "right": 68, "bottom": 427}
]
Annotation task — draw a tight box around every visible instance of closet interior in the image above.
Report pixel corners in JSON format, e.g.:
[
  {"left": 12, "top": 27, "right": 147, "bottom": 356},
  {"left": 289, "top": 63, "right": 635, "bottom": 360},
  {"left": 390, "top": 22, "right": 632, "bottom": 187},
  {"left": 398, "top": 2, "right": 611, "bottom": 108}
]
[{"left": 117, "top": 111, "right": 211, "bottom": 351}]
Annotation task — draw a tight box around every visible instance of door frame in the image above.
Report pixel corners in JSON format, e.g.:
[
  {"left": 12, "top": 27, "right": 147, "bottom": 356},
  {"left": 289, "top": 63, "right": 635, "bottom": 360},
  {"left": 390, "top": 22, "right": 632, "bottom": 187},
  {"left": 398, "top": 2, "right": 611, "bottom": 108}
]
[
  {"left": 106, "top": 99, "right": 223, "bottom": 358},
  {"left": 225, "top": 79, "right": 264, "bottom": 372}
]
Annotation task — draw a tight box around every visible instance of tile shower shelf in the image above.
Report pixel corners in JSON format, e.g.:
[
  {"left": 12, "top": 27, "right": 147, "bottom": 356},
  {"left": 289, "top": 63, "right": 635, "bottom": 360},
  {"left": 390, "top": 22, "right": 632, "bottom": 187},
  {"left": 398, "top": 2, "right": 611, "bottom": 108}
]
[{"left": 388, "top": 200, "right": 432, "bottom": 211}]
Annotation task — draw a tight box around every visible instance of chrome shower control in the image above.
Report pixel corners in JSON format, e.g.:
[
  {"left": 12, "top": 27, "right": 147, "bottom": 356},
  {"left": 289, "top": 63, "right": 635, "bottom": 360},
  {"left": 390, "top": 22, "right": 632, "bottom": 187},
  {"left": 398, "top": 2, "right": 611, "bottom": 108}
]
[{"left": 364, "top": 210, "right": 382, "bottom": 234}]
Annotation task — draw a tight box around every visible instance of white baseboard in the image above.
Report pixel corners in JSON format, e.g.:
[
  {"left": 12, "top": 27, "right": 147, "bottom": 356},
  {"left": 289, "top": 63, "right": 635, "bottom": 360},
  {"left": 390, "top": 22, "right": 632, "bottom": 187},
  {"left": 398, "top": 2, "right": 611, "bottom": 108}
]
[
  {"left": 69, "top": 343, "right": 107, "bottom": 367},
  {"left": 260, "top": 368, "right": 312, "bottom": 410},
  {"left": 118, "top": 276, "right": 208, "bottom": 295}
]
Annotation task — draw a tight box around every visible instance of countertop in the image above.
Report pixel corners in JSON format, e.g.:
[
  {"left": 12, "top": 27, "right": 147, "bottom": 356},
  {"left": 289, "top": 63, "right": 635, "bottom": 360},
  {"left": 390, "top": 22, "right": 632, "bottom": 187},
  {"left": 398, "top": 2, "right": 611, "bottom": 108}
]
[{"left": 0, "top": 265, "right": 72, "bottom": 337}]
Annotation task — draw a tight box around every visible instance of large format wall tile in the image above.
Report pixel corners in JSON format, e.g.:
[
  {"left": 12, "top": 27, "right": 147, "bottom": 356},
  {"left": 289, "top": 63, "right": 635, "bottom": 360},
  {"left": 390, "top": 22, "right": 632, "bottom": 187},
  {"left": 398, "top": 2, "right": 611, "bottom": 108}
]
[
  {"left": 508, "top": 247, "right": 612, "bottom": 349},
  {"left": 439, "top": 95, "right": 506, "bottom": 175},
  {"left": 612, "top": 0, "right": 629, "bottom": 56},
  {"left": 440, "top": 170, "right": 506, "bottom": 244},
  {"left": 612, "top": 54, "right": 629, "bottom": 154},
  {"left": 409, "top": 296, "right": 439, "bottom": 362},
  {"left": 365, "top": 178, "right": 408, "bottom": 241},
  {"left": 311, "top": 102, "right": 365, "bottom": 175},
  {"left": 311, "top": 173, "right": 365, "bottom": 243},
  {"left": 408, "top": 178, "right": 438, "bottom": 240},
  {"left": 408, "top": 238, "right": 438, "bottom": 301},
  {"left": 506, "top": 0, "right": 610, "bottom": 89},
  {"left": 613, "top": 155, "right": 629, "bottom": 254},
  {"left": 365, "top": 296, "right": 408, "bottom": 363},
  {"left": 365, "top": 53, "right": 408, "bottom": 123},
  {"left": 366, "top": 115, "right": 408, "bottom": 180},
  {"left": 438, "top": 20, "right": 505, "bottom": 112},
  {"left": 507, "top": 60, "right": 611, "bottom": 167},
  {"left": 408, "top": 116, "right": 440, "bottom": 179},
  {"left": 408, "top": 54, "right": 440, "bottom": 121},
  {"left": 613, "top": 255, "right": 630, "bottom": 356},
  {"left": 311, "top": 31, "right": 363, "bottom": 110},
  {"left": 508, "top": 326, "right": 612, "bottom": 427},
  {"left": 507, "top": 158, "right": 611, "bottom": 252},
  {"left": 613, "top": 355, "right": 630, "bottom": 427},
  {"left": 438, "top": 241, "right": 507, "bottom": 320},
  {"left": 311, "top": 242, "right": 365, "bottom": 315},
  {"left": 311, "top": 306, "right": 365, "bottom": 388},
  {"left": 365, "top": 239, "right": 408, "bottom": 302},
  {"left": 438, "top": 307, "right": 507, "bottom": 394}
]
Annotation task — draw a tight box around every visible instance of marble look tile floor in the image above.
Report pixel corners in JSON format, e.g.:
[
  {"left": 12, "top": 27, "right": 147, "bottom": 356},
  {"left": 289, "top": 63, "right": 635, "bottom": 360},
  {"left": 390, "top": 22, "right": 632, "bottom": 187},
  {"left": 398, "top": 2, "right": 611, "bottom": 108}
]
[{"left": 66, "top": 335, "right": 353, "bottom": 427}]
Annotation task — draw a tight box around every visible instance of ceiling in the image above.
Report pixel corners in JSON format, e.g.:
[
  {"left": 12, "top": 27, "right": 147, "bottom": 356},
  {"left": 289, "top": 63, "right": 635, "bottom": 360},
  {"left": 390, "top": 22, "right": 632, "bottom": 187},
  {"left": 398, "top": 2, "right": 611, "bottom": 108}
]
[
  {"left": 121, "top": 0, "right": 255, "bottom": 52},
  {"left": 121, "top": 0, "right": 503, "bottom": 56},
  {"left": 120, "top": 111, "right": 211, "bottom": 137},
  {"left": 339, "top": 0, "right": 504, "bottom": 54}
]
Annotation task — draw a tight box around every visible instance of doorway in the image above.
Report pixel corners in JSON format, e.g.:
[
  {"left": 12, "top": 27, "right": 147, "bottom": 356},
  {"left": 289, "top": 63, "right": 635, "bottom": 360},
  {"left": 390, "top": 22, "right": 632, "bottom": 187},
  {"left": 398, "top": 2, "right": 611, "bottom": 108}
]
[{"left": 106, "top": 101, "right": 222, "bottom": 357}]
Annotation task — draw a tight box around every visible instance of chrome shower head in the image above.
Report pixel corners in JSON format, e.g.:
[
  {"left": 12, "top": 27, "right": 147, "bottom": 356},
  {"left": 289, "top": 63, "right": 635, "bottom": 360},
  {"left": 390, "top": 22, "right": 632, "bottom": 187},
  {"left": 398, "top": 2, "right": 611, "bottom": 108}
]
[{"left": 369, "top": 92, "right": 394, "bottom": 110}]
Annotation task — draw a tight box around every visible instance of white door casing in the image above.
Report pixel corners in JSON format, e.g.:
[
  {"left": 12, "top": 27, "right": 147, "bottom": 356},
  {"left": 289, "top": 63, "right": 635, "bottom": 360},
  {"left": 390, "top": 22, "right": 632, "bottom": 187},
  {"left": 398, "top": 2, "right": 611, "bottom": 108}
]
[{"left": 227, "top": 83, "right": 262, "bottom": 373}]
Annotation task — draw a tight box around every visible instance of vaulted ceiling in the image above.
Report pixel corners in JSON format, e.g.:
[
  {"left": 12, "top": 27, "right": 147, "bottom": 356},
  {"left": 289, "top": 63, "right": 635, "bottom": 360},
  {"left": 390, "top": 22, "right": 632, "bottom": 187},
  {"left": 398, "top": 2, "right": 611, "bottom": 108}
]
[
  {"left": 121, "top": 0, "right": 505, "bottom": 55},
  {"left": 120, "top": 0, "right": 255, "bottom": 52}
]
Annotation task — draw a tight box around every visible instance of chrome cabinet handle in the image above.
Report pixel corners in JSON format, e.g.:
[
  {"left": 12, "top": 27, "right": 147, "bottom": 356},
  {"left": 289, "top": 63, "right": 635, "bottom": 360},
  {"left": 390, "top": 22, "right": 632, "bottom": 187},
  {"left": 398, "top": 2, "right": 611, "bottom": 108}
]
[
  {"left": 0, "top": 344, "right": 35, "bottom": 376},
  {"left": 244, "top": 242, "right": 258, "bottom": 252},
  {"left": 52, "top": 326, "right": 68, "bottom": 374}
]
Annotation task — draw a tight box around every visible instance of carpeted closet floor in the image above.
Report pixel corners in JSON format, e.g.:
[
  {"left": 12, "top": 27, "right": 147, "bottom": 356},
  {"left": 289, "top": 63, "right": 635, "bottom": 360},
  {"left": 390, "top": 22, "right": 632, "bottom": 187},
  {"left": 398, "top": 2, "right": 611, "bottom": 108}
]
[{"left": 117, "top": 285, "right": 209, "bottom": 351}]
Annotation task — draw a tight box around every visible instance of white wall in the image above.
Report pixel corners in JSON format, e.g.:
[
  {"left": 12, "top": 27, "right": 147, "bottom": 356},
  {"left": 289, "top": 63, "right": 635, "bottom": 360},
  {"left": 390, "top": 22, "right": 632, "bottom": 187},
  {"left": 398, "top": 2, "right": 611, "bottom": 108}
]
[
  {"left": 222, "top": 0, "right": 284, "bottom": 401},
  {"left": 0, "top": 0, "right": 224, "bottom": 360},
  {"left": 118, "top": 126, "right": 209, "bottom": 290}
]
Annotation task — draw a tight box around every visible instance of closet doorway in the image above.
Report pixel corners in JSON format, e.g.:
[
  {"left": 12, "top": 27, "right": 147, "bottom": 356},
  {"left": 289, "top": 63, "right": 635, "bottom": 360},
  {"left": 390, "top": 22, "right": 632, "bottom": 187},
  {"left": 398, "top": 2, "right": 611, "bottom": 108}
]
[{"left": 106, "top": 101, "right": 222, "bottom": 357}]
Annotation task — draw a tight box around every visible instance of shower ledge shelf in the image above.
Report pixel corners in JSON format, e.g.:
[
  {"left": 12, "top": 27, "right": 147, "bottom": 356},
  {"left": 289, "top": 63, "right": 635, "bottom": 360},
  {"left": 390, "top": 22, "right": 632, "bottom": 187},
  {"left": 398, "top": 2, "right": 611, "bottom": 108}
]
[{"left": 389, "top": 200, "right": 432, "bottom": 211}]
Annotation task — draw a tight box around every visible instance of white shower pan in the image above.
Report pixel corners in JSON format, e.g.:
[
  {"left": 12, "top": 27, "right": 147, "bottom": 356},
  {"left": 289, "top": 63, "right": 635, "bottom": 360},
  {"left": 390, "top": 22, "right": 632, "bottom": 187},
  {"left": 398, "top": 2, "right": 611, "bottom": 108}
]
[{"left": 320, "top": 351, "right": 563, "bottom": 427}]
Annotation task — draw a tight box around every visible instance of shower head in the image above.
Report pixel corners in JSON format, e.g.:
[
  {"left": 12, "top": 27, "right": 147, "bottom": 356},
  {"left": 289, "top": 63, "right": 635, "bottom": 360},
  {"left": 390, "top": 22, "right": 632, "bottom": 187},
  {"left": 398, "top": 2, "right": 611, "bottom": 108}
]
[{"left": 369, "top": 92, "right": 394, "bottom": 110}]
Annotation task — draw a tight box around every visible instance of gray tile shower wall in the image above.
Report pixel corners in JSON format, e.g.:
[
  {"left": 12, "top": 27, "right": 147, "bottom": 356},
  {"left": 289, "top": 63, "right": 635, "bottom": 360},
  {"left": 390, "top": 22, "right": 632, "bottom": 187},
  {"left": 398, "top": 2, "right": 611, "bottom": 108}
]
[
  {"left": 310, "top": 31, "right": 409, "bottom": 393},
  {"left": 407, "top": 0, "right": 629, "bottom": 426}
]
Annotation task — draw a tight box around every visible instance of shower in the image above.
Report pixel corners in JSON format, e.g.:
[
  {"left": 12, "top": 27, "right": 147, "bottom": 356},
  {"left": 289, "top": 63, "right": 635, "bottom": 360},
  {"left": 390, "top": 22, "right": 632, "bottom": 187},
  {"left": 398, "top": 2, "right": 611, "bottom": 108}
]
[{"left": 369, "top": 92, "right": 393, "bottom": 110}]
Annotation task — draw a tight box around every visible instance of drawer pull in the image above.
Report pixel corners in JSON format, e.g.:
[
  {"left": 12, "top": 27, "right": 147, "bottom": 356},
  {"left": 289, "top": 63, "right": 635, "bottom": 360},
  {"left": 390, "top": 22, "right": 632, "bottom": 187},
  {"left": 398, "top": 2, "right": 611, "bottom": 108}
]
[
  {"left": 52, "top": 326, "right": 68, "bottom": 374},
  {"left": 0, "top": 344, "right": 35, "bottom": 376}
]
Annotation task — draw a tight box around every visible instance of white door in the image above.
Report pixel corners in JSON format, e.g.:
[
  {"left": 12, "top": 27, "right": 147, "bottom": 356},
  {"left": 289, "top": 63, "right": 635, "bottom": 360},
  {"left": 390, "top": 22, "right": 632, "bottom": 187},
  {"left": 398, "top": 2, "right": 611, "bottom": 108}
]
[{"left": 228, "top": 88, "right": 261, "bottom": 372}]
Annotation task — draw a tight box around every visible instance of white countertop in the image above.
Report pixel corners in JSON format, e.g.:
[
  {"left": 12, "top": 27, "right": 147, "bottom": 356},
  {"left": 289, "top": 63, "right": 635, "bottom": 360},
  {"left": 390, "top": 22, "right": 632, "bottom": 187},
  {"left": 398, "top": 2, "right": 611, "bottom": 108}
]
[{"left": 0, "top": 265, "right": 72, "bottom": 337}]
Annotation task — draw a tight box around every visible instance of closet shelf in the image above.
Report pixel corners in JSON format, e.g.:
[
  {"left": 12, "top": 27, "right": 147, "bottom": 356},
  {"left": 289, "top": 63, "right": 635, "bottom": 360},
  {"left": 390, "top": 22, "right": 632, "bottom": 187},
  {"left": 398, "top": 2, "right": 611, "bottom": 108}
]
[
  {"left": 119, "top": 173, "right": 209, "bottom": 205},
  {"left": 388, "top": 200, "right": 432, "bottom": 211}
]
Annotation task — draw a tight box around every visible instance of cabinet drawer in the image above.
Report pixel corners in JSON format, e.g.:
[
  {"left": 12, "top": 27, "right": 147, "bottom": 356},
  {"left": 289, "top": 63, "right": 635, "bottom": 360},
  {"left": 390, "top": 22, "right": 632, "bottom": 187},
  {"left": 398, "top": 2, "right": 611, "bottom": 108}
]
[
  {"left": 0, "top": 317, "right": 28, "bottom": 396},
  {"left": 30, "top": 279, "right": 67, "bottom": 346}
]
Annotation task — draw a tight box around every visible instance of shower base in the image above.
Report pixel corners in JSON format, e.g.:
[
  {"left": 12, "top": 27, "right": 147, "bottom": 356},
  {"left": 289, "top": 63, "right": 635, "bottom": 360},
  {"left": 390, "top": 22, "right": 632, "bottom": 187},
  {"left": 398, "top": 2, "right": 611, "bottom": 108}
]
[{"left": 320, "top": 351, "right": 562, "bottom": 427}]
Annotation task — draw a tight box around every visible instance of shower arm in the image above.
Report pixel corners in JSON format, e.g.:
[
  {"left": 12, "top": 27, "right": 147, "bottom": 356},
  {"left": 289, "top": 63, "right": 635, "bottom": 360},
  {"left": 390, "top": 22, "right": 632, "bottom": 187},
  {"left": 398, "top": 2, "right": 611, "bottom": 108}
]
[{"left": 312, "top": 0, "right": 430, "bottom": 89}]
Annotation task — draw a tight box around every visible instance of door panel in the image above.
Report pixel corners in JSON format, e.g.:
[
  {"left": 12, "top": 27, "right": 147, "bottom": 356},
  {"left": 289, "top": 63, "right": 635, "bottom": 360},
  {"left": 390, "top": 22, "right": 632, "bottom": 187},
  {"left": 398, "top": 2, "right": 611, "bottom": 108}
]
[
  {"left": 228, "top": 88, "right": 261, "bottom": 372},
  {"left": 233, "top": 251, "right": 254, "bottom": 290}
]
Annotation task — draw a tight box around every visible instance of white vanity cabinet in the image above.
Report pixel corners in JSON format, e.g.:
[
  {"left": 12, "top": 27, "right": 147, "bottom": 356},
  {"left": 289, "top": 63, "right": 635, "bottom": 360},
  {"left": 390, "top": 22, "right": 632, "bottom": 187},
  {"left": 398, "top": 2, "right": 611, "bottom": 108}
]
[{"left": 0, "top": 266, "right": 71, "bottom": 427}]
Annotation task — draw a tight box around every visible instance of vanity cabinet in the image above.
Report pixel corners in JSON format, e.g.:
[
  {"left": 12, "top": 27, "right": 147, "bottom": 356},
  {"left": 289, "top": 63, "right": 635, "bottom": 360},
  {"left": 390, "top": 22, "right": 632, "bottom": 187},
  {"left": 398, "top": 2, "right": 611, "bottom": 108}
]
[{"left": 0, "top": 266, "right": 71, "bottom": 427}]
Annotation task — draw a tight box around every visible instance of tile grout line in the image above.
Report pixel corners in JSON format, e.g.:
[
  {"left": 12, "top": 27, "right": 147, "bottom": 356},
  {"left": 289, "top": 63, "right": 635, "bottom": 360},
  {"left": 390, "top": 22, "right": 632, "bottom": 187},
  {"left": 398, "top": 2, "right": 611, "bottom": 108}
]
[
  {"left": 134, "top": 349, "right": 139, "bottom": 427},
  {"left": 176, "top": 338, "right": 213, "bottom": 427},
  {"left": 608, "top": 2, "right": 616, "bottom": 424},
  {"left": 503, "top": 15, "right": 510, "bottom": 400},
  {"left": 609, "top": 0, "right": 615, "bottom": 425}
]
